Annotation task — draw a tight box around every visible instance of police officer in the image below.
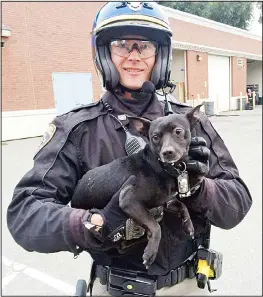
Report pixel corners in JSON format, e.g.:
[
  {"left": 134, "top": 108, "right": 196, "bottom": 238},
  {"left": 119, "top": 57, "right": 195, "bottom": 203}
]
[{"left": 7, "top": 2, "right": 252, "bottom": 296}]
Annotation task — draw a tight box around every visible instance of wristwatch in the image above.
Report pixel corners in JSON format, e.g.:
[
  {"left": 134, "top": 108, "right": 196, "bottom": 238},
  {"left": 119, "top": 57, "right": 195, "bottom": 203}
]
[{"left": 82, "top": 210, "right": 103, "bottom": 235}]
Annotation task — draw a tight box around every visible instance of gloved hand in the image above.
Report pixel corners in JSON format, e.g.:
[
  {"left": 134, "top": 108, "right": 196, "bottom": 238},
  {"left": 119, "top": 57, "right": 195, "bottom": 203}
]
[
  {"left": 185, "top": 136, "right": 210, "bottom": 195},
  {"left": 176, "top": 136, "right": 211, "bottom": 217},
  {"left": 89, "top": 176, "right": 134, "bottom": 242}
]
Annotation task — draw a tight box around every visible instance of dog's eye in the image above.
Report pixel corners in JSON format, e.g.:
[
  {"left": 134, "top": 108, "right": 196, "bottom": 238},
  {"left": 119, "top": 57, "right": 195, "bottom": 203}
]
[
  {"left": 175, "top": 128, "right": 183, "bottom": 135},
  {"left": 152, "top": 135, "right": 159, "bottom": 142}
]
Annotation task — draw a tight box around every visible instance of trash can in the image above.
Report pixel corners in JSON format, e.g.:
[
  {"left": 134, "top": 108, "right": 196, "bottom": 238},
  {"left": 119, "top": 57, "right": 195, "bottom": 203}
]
[
  {"left": 258, "top": 97, "right": 262, "bottom": 105},
  {"left": 204, "top": 101, "right": 214, "bottom": 116},
  {"left": 237, "top": 98, "right": 246, "bottom": 110}
]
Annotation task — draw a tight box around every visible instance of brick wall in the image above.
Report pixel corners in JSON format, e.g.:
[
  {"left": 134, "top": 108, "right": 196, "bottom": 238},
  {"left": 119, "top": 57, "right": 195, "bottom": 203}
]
[
  {"left": 186, "top": 51, "right": 208, "bottom": 101},
  {"left": 231, "top": 57, "right": 247, "bottom": 97},
  {"left": 169, "top": 18, "right": 262, "bottom": 56},
  {"left": 2, "top": 2, "right": 105, "bottom": 112}
]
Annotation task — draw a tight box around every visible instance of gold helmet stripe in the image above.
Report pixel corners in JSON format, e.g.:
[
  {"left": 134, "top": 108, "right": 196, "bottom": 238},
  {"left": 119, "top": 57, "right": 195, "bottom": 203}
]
[{"left": 93, "top": 15, "right": 171, "bottom": 34}]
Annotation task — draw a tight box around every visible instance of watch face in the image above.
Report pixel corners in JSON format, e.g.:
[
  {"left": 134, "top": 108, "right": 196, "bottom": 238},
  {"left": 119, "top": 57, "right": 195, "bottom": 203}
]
[
  {"left": 83, "top": 211, "right": 99, "bottom": 230},
  {"left": 83, "top": 221, "right": 102, "bottom": 233}
]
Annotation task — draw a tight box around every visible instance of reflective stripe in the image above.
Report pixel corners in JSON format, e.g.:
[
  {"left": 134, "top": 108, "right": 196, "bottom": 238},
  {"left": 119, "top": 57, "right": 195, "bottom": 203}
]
[{"left": 93, "top": 15, "right": 171, "bottom": 34}]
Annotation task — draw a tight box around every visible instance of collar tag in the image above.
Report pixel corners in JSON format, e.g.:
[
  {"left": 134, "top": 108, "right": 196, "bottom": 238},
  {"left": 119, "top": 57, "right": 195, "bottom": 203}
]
[{"left": 177, "top": 171, "right": 191, "bottom": 199}]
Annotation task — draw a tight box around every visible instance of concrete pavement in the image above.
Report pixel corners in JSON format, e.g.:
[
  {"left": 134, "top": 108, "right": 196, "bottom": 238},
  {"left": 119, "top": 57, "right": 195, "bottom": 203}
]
[{"left": 2, "top": 106, "right": 262, "bottom": 296}]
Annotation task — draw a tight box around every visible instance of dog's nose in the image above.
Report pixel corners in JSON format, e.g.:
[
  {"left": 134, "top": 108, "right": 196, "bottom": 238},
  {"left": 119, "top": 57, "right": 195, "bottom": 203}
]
[{"left": 162, "top": 147, "right": 176, "bottom": 160}]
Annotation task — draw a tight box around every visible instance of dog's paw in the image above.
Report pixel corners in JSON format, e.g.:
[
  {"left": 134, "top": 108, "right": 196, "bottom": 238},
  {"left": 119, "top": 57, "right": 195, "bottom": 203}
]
[
  {"left": 142, "top": 243, "right": 158, "bottom": 269},
  {"left": 182, "top": 217, "right": 195, "bottom": 238}
]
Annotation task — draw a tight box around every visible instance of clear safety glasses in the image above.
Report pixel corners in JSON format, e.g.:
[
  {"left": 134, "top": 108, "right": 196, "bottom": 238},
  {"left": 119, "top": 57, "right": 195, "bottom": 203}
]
[{"left": 109, "top": 39, "right": 159, "bottom": 59}]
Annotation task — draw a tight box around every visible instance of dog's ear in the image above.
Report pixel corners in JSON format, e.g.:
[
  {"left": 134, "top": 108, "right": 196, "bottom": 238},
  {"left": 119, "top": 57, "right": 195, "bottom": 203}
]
[
  {"left": 186, "top": 102, "right": 204, "bottom": 130},
  {"left": 127, "top": 116, "right": 151, "bottom": 136}
]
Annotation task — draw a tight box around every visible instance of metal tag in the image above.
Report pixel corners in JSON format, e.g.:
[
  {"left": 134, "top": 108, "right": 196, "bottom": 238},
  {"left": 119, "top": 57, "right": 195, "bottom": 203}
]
[
  {"left": 118, "top": 114, "right": 127, "bottom": 121},
  {"left": 177, "top": 171, "right": 191, "bottom": 198}
]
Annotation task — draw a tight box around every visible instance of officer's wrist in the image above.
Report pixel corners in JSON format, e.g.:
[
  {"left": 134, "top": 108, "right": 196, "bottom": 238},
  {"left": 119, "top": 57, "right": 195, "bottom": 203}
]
[{"left": 91, "top": 213, "right": 104, "bottom": 226}]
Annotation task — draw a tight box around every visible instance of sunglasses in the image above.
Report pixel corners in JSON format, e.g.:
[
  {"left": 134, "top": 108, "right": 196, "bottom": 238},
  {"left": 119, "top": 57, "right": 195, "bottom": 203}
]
[{"left": 109, "top": 39, "right": 159, "bottom": 59}]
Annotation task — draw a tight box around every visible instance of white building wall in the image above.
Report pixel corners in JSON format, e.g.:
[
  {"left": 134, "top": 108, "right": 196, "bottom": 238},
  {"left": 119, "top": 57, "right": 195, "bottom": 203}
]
[{"left": 2, "top": 109, "right": 56, "bottom": 141}]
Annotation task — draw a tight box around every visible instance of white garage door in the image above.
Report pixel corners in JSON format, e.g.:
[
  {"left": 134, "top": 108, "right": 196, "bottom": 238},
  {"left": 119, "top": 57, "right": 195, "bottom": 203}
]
[{"left": 208, "top": 55, "right": 230, "bottom": 113}]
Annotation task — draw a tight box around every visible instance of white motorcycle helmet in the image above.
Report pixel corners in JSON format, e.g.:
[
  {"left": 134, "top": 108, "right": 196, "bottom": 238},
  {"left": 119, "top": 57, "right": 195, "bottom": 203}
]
[{"left": 91, "top": 1, "right": 173, "bottom": 91}]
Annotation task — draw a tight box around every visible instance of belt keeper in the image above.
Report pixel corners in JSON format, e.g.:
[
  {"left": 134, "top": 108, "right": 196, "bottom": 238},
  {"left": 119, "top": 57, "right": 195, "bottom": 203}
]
[
  {"left": 187, "top": 262, "right": 196, "bottom": 279},
  {"left": 97, "top": 266, "right": 108, "bottom": 285},
  {"left": 177, "top": 267, "right": 183, "bottom": 283},
  {"left": 171, "top": 270, "right": 178, "bottom": 286}
]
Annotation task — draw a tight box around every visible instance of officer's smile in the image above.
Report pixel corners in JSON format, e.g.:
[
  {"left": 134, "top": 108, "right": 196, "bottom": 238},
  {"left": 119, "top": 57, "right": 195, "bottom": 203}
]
[
  {"left": 124, "top": 68, "right": 144, "bottom": 73},
  {"left": 123, "top": 67, "right": 144, "bottom": 76}
]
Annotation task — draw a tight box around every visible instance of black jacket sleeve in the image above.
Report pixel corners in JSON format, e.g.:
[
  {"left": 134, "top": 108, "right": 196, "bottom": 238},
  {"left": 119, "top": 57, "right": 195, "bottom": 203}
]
[
  {"left": 184, "top": 114, "right": 252, "bottom": 230},
  {"left": 6, "top": 116, "right": 85, "bottom": 255}
]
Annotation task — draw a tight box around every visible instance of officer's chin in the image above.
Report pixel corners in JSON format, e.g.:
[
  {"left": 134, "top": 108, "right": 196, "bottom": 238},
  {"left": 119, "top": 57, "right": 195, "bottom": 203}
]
[{"left": 120, "top": 79, "right": 145, "bottom": 91}]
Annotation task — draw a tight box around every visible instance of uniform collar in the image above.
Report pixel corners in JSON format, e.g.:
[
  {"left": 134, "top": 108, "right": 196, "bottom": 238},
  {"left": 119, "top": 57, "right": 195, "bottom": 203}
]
[{"left": 101, "top": 91, "right": 165, "bottom": 130}]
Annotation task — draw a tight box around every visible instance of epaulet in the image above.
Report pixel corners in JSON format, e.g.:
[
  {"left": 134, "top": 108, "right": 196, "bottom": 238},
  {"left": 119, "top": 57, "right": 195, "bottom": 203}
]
[
  {"left": 54, "top": 99, "right": 106, "bottom": 133},
  {"left": 58, "top": 100, "right": 101, "bottom": 117},
  {"left": 157, "top": 94, "right": 191, "bottom": 108},
  {"left": 169, "top": 100, "right": 192, "bottom": 108}
]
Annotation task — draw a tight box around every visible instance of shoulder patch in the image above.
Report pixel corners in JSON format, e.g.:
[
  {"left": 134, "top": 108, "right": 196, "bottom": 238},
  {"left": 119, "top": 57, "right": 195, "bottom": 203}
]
[{"left": 35, "top": 123, "right": 57, "bottom": 156}]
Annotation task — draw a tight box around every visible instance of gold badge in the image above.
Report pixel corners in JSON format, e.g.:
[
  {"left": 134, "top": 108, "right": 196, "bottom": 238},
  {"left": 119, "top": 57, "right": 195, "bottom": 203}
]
[{"left": 35, "top": 124, "right": 56, "bottom": 156}]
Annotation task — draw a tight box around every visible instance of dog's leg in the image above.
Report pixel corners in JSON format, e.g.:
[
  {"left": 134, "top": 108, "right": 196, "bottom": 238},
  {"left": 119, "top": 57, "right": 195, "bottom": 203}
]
[
  {"left": 118, "top": 181, "right": 161, "bottom": 269},
  {"left": 165, "top": 200, "right": 194, "bottom": 237}
]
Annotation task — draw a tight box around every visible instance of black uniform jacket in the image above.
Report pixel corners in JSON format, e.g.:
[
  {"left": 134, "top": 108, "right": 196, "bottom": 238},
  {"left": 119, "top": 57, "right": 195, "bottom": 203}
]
[{"left": 6, "top": 91, "right": 252, "bottom": 275}]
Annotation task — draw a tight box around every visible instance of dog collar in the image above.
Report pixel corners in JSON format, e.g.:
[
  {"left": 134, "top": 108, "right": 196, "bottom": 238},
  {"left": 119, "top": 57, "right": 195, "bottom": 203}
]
[{"left": 160, "top": 161, "right": 186, "bottom": 178}]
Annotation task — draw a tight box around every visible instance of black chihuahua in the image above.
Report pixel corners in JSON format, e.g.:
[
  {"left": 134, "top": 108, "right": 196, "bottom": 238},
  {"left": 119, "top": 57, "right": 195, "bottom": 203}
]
[{"left": 71, "top": 103, "right": 203, "bottom": 268}]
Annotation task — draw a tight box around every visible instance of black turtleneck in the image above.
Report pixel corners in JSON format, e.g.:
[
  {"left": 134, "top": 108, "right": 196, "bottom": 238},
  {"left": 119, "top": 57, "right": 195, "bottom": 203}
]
[
  {"left": 115, "top": 93, "right": 152, "bottom": 117},
  {"left": 107, "top": 90, "right": 165, "bottom": 120}
]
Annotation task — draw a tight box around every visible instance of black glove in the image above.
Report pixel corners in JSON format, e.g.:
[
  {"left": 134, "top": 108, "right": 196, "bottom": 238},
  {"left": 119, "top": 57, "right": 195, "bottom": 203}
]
[
  {"left": 90, "top": 177, "right": 133, "bottom": 242},
  {"left": 185, "top": 136, "right": 210, "bottom": 194}
]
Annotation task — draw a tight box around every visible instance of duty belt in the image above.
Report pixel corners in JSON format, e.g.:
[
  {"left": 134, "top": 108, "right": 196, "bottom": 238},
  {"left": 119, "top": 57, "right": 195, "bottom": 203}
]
[{"left": 88, "top": 260, "right": 195, "bottom": 296}]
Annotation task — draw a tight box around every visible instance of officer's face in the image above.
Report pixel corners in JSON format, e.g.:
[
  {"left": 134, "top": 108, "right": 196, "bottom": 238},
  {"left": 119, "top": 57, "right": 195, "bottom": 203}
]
[{"left": 110, "top": 35, "right": 156, "bottom": 91}]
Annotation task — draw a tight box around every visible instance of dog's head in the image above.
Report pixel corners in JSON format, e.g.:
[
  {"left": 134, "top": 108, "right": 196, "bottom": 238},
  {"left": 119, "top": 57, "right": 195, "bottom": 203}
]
[{"left": 129, "top": 103, "right": 203, "bottom": 164}]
